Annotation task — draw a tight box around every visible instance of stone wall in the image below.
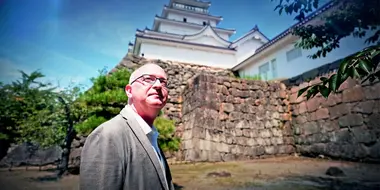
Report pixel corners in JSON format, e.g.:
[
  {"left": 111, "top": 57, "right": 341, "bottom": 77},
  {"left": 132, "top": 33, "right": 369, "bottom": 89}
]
[
  {"left": 64, "top": 54, "right": 380, "bottom": 164},
  {"left": 285, "top": 61, "right": 380, "bottom": 162},
  {"left": 180, "top": 74, "right": 294, "bottom": 161},
  {"left": 112, "top": 54, "right": 234, "bottom": 137}
]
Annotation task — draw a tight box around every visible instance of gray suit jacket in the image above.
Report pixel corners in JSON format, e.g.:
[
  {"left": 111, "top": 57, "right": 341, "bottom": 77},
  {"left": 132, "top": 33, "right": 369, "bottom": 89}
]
[{"left": 80, "top": 106, "right": 175, "bottom": 190}]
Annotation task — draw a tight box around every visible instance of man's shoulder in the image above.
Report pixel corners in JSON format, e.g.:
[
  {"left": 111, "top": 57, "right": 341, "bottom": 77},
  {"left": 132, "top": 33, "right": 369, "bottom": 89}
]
[{"left": 87, "top": 114, "right": 127, "bottom": 139}]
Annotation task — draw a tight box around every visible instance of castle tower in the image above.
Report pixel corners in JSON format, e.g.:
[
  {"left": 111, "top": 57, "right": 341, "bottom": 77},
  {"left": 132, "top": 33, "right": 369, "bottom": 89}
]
[{"left": 132, "top": 0, "right": 237, "bottom": 68}]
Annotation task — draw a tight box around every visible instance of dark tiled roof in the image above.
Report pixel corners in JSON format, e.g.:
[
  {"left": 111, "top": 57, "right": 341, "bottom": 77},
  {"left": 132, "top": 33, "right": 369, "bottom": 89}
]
[
  {"left": 231, "top": 25, "right": 270, "bottom": 45},
  {"left": 137, "top": 28, "right": 183, "bottom": 38},
  {"left": 163, "top": 5, "right": 220, "bottom": 17},
  {"left": 136, "top": 35, "right": 236, "bottom": 51}
]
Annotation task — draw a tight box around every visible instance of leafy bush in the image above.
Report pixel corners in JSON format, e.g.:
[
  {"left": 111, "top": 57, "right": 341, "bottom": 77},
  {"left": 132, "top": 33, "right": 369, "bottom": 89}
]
[
  {"left": 74, "top": 115, "right": 107, "bottom": 135},
  {"left": 154, "top": 117, "right": 181, "bottom": 152},
  {"left": 74, "top": 68, "right": 131, "bottom": 135}
]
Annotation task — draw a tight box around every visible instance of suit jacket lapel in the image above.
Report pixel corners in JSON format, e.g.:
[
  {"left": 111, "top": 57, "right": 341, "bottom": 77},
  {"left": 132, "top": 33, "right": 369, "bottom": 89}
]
[
  {"left": 120, "top": 106, "right": 169, "bottom": 190},
  {"left": 159, "top": 147, "right": 174, "bottom": 189}
]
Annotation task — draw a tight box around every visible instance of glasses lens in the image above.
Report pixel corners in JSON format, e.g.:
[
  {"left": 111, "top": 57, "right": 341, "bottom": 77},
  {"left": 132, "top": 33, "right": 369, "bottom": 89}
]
[
  {"left": 141, "top": 75, "right": 168, "bottom": 88},
  {"left": 142, "top": 75, "right": 156, "bottom": 83},
  {"left": 159, "top": 78, "right": 168, "bottom": 87}
]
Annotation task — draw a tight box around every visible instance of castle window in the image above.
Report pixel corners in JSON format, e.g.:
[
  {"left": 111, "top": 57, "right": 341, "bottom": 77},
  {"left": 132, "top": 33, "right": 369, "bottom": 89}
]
[
  {"left": 259, "top": 62, "right": 270, "bottom": 80},
  {"left": 183, "top": 18, "right": 187, "bottom": 22},
  {"left": 286, "top": 47, "right": 302, "bottom": 62},
  {"left": 271, "top": 59, "right": 277, "bottom": 79},
  {"left": 203, "top": 21, "right": 206, "bottom": 26}
]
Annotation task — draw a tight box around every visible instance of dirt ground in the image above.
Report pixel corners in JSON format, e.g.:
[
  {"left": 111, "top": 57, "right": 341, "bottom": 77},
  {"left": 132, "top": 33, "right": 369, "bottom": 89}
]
[{"left": 1, "top": 156, "right": 379, "bottom": 190}]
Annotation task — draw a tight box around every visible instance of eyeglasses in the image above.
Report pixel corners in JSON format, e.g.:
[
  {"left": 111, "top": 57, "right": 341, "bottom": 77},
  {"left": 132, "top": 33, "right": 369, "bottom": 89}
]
[{"left": 130, "top": 74, "right": 169, "bottom": 88}]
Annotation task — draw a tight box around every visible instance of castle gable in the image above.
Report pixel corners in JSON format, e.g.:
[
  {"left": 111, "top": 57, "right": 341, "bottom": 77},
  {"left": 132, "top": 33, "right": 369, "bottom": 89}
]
[{"left": 183, "top": 25, "right": 231, "bottom": 47}]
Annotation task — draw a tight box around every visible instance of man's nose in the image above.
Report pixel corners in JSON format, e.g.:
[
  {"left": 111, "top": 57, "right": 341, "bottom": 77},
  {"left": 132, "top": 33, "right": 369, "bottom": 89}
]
[{"left": 152, "top": 79, "right": 163, "bottom": 89}]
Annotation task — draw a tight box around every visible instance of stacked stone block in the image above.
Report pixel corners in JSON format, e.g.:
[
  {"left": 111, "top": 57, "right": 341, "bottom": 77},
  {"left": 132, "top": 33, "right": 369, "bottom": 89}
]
[
  {"left": 181, "top": 74, "right": 293, "bottom": 161},
  {"left": 289, "top": 77, "right": 380, "bottom": 162}
]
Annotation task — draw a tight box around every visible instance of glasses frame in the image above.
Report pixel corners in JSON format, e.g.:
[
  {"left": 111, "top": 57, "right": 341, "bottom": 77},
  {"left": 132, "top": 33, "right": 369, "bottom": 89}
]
[{"left": 130, "top": 74, "right": 169, "bottom": 88}]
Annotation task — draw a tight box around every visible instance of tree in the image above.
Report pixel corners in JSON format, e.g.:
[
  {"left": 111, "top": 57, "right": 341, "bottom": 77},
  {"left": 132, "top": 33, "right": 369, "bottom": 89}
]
[
  {"left": 273, "top": 0, "right": 380, "bottom": 99},
  {"left": 0, "top": 67, "right": 180, "bottom": 176},
  {"left": 0, "top": 71, "right": 65, "bottom": 147},
  {"left": 0, "top": 70, "right": 86, "bottom": 176},
  {"left": 55, "top": 84, "right": 85, "bottom": 177}
]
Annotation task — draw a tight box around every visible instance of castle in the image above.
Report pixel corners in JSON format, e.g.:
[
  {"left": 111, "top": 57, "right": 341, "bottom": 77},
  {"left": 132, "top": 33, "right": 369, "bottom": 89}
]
[
  {"left": 129, "top": 0, "right": 373, "bottom": 82},
  {"left": 130, "top": 0, "right": 267, "bottom": 68}
]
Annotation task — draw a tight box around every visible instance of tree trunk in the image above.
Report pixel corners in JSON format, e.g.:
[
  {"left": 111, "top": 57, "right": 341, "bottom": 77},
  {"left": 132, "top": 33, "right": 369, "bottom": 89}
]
[{"left": 57, "top": 97, "right": 76, "bottom": 177}]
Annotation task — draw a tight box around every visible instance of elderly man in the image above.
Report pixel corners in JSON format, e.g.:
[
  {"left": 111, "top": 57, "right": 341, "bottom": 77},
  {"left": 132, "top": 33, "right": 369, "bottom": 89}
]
[{"left": 80, "top": 63, "right": 175, "bottom": 190}]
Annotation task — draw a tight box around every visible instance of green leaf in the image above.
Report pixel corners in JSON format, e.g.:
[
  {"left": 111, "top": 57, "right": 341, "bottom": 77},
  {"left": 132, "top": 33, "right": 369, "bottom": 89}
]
[
  {"left": 347, "top": 67, "right": 359, "bottom": 78},
  {"left": 328, "top": 74, "right": 339, "bottom": 92},
  {"left": 297, "top": 86, "right": 310, "bottom": 97},
  {"left": 353, "top": 68, "right": 360, "bottom": 78},
  {"left": 371, "top": 48, "right": 380, "bottom": 58},
  {"left": 0, "top": 133, "right": 9, "bottom": 140},
  {"left": 338, "top": 59, "right": 350, "bottom": 74},
  {"left": 339, "top": 71, "right": 349, "bottom": 83},
  {"left": 318, "top": 85, "right": 331, "bottom": 98},
  {"left": 306, "top": 85, "right": 319, "bottom": 100},
  {"left": 358, "top": 60, "right": 372, "bottom": 74},
  {"left": 320, "top": 77, "right": 328, "bottom": 82},
  {"left": 320, "top": 77, "right": 329, "bottom": 85}
]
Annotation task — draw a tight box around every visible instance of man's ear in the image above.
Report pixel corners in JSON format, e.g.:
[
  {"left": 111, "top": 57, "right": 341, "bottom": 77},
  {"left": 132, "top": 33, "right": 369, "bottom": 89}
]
[{"left": 125, "top": 85, "right": 132, "bottom": 99}]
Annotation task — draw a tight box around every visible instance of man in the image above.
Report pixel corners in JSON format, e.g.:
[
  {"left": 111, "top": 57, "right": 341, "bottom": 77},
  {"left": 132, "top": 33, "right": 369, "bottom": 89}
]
[{"left": 80, "top": 63, "right": 175, "bottom": 190}]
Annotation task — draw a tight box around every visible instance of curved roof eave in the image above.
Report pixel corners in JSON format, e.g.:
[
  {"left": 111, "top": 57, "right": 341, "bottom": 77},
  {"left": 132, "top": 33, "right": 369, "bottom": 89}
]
[
  {"left": 229, "top": 30, "right": 269, "bottom": 49},
  {"left": 182, "top": 24, "right": 232, "bottom": 46},
  {"left": 136, "top": 35, "right": 236, "bottom": 51},
  {"left": 232, "top": 27, "right": 270, "bottom": 45},
  {"left": 138, "top": 28, "right": 184, "bottom": 39}
]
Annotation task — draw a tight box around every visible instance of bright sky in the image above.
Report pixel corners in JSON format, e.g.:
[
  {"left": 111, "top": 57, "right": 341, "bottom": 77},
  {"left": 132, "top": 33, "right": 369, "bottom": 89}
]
[{"left": 0, "top": 0, "right": 325, "bottom": 90}]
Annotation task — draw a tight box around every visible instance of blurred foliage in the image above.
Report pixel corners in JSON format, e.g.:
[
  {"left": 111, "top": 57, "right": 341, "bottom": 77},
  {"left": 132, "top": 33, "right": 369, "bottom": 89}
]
[
  {"left": 154, "top": 116, "right": 181, "bottom": 152},
  {"left": 1, "top": 67, "right": 180, "bottom": 152},
  {"left": 0, "top": 71, "right": 74, "bottom": 147}
]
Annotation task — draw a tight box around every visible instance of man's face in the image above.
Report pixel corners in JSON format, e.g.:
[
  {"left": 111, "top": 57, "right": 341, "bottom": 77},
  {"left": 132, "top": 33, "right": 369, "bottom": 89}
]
[{"left": 126, "top": 66, "right": 168, "bottom": 110}]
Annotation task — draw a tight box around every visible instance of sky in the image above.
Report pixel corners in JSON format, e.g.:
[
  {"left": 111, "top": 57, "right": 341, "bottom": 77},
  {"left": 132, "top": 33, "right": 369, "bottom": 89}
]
[{"left": 0, "top": 0, "right": 319, "bottom": 90}]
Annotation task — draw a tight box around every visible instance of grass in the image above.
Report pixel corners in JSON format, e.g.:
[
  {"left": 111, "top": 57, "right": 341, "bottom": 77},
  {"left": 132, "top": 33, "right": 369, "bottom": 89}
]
[{"left": 237, "top": 74, "right": 262, "bottom": 81}]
